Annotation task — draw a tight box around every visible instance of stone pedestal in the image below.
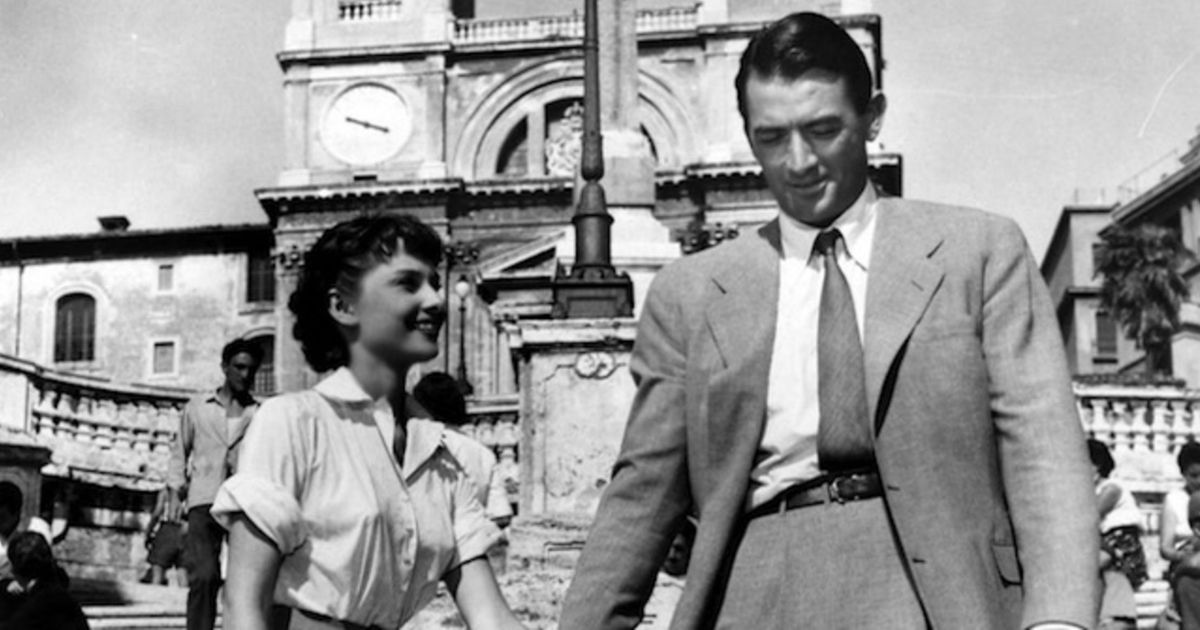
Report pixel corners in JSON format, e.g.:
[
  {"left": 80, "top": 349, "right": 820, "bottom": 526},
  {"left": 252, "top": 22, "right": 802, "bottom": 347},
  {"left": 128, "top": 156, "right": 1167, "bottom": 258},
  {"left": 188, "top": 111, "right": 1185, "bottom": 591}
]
[
  {"left": 1173, "top": 302, "right": 1200, "bottom": 387},
  {"left": 511, "top": 318, "right": 637, "bottom": 516}
]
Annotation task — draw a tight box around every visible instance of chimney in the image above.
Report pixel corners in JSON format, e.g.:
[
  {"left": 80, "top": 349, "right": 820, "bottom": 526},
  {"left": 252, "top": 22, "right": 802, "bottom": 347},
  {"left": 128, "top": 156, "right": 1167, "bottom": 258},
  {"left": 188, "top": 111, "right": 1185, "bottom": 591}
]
[{"left": 97, "top": 216, "right": 130, "bottom": 232}]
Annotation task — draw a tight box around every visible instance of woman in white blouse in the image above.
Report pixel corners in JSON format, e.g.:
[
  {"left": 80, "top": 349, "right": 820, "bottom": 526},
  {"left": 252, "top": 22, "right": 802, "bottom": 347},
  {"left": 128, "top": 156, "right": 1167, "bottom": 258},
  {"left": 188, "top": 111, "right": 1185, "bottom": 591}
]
[{"left": 213, "top": 215, "right": 524, "bottom": 630}]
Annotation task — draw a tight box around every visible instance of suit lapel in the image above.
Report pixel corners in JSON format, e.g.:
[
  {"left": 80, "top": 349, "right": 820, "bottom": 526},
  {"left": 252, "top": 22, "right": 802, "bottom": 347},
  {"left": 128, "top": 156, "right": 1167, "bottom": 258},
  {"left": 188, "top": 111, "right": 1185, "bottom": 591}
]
[
  {"left": 863, "top": 199, "right": 945, "bottom": 430},
  {"left": 703, "top": 221, "right": 780, "bottom": 473}
]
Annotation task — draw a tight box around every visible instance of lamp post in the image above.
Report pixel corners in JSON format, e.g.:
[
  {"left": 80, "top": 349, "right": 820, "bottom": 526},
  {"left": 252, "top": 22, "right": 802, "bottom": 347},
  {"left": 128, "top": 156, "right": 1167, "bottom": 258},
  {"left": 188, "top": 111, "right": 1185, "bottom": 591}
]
[
  {"left": 442, "top": 241, "right": 478, "bottom": 372},
  {"left": 453, "top": 274, "right": 474, "bottom": 396}
]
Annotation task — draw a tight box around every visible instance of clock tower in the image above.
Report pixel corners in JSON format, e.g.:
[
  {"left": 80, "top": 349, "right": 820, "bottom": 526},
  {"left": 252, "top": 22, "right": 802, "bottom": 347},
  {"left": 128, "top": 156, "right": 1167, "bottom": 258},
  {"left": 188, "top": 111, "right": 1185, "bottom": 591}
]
[
  {"left": 276, "top": 0, "right": 454, "bottom": 186},
  {"left": 265, "top": 0, "right": 463, "bottom": 392}
]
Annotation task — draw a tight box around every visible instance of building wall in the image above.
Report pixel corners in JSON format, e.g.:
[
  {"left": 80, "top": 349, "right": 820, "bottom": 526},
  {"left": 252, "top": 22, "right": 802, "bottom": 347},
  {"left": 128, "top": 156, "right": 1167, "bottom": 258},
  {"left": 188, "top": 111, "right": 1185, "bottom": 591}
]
[{"left": 0, "top": 254, "right": 275, "bottom": 392}]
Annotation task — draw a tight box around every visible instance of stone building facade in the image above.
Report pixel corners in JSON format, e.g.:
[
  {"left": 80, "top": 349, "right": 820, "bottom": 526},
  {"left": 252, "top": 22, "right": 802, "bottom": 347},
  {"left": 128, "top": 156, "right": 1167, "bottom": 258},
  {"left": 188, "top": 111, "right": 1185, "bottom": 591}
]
[
  {"left": 1043, "top": 126, "right": 1200, "bottom": 382},
  {"left": 0, "top": 223, "right": 277, "bottom": 393}
]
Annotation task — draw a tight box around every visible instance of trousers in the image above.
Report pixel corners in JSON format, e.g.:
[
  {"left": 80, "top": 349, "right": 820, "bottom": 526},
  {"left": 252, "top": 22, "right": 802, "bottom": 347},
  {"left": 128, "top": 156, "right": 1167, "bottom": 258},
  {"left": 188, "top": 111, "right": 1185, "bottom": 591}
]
[
  {"left": 185, "top": 505, "right": 226, "bottom": 630},
  {"left": 714, "top": 495, "right": 928, "bottom": 630}
]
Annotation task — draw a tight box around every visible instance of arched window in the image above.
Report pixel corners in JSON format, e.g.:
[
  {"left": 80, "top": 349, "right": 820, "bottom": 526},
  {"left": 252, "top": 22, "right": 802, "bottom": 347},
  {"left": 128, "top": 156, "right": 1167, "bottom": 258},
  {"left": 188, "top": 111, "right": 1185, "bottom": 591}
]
[
  {"left": 55, "top": 293, "right": 95, "bottom": 362},
  {"left": 495, "top": 98, "right": 658, "bottom": 178},
  {"left": 247, "top": 335, "right": 275, "bottom": 395}
]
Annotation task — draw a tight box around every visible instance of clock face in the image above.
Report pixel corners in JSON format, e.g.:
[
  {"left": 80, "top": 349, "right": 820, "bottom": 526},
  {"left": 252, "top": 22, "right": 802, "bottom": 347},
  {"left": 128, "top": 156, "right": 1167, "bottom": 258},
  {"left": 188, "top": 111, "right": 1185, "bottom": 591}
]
[{"left": 321, "top": 84, "right": 412, "bottom": 166}]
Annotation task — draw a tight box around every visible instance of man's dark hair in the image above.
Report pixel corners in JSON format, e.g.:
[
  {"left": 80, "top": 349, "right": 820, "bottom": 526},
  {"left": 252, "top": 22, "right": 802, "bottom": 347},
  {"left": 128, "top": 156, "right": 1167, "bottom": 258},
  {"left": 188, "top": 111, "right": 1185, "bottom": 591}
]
[
  {"left": 1180, "top": 441, "right": 1200, "bottom": 472},
  {"left": 0, "top": 482, "right": 23, "bottom": 516},
  {"left": 8, "top": 531, "right": 58, "bottom": 583},
  {"left": 1087, "top": 439, "right": 1115, "bottom": 479},
  {"left": 288, "top": 214, "right": 444, "bottom": 373},
  {"left": 222, "top": 338, "right": 264, "bottom": 366},
  {"left": 735, "top": 11, "right": 874, "bottom": 121},
  {"left": 413, "top": 371, "right": 468, "bottom": 426}
]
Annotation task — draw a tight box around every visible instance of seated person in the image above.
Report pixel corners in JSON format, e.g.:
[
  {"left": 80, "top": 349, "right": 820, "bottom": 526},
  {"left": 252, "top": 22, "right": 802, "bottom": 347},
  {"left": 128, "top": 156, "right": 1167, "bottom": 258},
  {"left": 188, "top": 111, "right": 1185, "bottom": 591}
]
[
  {"left": 1170, "top": 490, "right": 1200, "bottom": 629},
  {"left": 4, "top": 531, "right": 89, "bottom": 630},
  {"left": 0, "top": 482, "right": 51, "bottom": 580}
]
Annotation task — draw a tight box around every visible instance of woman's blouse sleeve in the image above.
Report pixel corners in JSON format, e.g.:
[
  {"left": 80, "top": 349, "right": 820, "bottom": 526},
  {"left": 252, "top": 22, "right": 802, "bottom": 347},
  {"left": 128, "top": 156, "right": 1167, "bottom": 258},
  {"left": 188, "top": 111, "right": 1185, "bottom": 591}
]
[
  {"left": 211, "top": 394, "right": 313, "bottom": 554},
  {"left": 449, "top": 463, "right": 501, "bottom": 569}
]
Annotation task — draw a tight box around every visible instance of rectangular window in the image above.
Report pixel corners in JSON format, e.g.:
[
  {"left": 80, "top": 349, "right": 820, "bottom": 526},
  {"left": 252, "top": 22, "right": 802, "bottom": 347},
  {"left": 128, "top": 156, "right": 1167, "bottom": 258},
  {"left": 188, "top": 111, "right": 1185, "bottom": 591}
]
[
  {"left": 1096, "top": 310, "right": 1118, "bottom": 357},
  {"left": 246, "top": 251, "right": 275, "bottom": 304},
  {"left": 152, "top": 341, "right": 176, "bottom": 375},
  {"left": 157, "top": 264, "right": 174, "bottom": 292}
]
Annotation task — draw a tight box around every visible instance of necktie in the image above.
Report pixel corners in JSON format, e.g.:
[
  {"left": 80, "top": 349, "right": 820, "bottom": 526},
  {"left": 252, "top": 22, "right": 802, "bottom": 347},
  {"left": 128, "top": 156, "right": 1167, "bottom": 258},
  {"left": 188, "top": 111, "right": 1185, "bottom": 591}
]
[{"left": 814, "top": 229, "right": 875, "bottom": 471}]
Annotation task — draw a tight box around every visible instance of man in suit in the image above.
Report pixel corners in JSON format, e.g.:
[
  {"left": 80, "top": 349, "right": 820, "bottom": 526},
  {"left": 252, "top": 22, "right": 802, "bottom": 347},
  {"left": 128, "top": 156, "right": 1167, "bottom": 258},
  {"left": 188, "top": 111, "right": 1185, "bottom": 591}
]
[
  {"left": 167, "top": 338, "right": 262, "bottom": 630},
  {"left": 560, "top": 11, "right": 1099, "bottom": 630}
]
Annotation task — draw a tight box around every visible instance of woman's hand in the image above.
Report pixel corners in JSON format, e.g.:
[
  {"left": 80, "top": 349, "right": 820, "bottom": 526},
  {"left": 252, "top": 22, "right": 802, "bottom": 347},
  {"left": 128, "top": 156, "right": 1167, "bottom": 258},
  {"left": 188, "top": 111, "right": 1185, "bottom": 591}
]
[{"left": 445, "top": 556, "right": 526, "bottom": 630}]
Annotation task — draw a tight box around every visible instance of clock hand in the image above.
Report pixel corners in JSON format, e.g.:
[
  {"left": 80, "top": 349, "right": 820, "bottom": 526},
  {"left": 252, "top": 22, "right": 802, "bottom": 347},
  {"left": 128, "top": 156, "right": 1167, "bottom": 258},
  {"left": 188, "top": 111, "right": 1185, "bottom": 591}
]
[{"left": 345, "top": 116, "right": 390, "bottom": 133}]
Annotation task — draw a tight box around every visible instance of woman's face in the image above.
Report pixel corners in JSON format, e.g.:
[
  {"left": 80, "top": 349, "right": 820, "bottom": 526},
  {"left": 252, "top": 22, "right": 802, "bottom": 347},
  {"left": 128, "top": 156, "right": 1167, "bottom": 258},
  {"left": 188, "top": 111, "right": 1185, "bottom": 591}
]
[{"left": 348, "top": 245, "right": 445, "bottom": 369}]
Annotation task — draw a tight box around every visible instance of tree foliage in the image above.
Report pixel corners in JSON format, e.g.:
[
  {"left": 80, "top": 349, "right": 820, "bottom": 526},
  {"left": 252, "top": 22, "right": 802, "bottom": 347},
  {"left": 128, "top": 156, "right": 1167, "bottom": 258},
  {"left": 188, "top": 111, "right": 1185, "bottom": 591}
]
[{"left": 1094, "top": 223, "right": 1194, "bottom": 374}]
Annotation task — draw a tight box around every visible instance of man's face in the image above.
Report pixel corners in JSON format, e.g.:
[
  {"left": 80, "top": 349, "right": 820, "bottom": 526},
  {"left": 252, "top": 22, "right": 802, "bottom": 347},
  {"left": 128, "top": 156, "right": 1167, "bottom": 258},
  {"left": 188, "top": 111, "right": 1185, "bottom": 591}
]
[
  {"left": 222, "top": 351, "right": 260, "bottom": 395},
  {"left": 744, "top": 70, "right": 885, "bottom": 227}
]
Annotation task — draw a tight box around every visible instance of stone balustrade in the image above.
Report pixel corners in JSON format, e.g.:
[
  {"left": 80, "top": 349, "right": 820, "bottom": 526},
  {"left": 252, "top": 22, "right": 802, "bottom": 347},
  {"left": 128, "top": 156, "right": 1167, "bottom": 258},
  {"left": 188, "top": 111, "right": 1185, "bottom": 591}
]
[
  {"left": 338, "top": 0, "right": 404, "bottom": 22},
  {"left": 462, "top": 394, "right": 520, "bottom": 508},
  {"left": 1076, "top": 382, "right": 1200, "bottom": 493},
  {"left": 0, "top": 354, "right": 192, "bottom": 492},
  {"left": 452, "top": 5, "right": 699, "bottom": 45}
]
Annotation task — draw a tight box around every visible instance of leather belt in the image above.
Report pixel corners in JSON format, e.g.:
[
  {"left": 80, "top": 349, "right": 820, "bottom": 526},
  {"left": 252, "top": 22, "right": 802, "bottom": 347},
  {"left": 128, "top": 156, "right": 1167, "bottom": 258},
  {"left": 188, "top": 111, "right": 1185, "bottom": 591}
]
[
  {"left": 293, "top": 608, "right": 386, "bottom": 630},
  {"left": 747, "top": 470, "right": 884, "bottom": 520}
]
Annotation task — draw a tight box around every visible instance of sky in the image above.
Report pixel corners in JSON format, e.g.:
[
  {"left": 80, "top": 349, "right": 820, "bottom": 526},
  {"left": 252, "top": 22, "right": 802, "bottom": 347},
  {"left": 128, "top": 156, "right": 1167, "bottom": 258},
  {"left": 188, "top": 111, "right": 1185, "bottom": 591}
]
[{"left": 1, "top": 0, "right": 1198, "bottom": 261}]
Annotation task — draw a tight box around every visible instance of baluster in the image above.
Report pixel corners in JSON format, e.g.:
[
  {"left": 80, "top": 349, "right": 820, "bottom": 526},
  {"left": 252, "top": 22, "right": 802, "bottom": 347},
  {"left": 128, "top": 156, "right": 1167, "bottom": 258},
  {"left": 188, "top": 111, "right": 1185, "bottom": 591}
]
[
  {"left": 1171, "top": 400, "right": 1191, "bottom": 452},
  {"left": 496, "top": 444, "right": 519, "bottom": 502},
  {"left": 1091, "top": 399, "right": 1114, "bottom": 444},
  {"left": 494, "top": 414, "right": 518, "bottom": 453},
  {"left": 34, "top": 388, "right": 54, "bottom": 415},
  {"left": 1190, "top": 400, "right": 1200, "bottom": 445},
  {"left": 1075, "top": 397, "right": 1091, "bottom": 434},
  {"left": 1150, "top": 400, "right": 1172, "bottom": 454},
  {"left": 92, "top": 399, "right": 113, "bottom": 448},
  {"left": 1111, "top": 400, "right": 1132, "bottom": 451},
  {"left": 1131, "top": 401, "right": 1151, "bottom": 452},
  {"left": 475, "top": 416, "right": 496, "bottom": 449},
  {"left": 55, "top": 391, "right": 75, "bottom": 417}
]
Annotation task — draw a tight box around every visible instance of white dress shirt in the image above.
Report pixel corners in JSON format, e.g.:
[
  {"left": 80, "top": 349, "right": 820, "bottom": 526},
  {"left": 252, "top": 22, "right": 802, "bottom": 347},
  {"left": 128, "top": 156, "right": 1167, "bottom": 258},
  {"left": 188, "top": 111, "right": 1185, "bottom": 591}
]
[{"left": 747, "top": 184, "right": 877, "bottom": 510}]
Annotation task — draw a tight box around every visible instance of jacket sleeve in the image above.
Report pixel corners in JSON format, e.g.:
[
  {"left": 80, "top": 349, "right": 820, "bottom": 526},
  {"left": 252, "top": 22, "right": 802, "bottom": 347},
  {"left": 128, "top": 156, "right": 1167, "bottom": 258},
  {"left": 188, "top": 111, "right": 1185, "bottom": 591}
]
[
  {"left": 559, "top": 270, "right": 694, "bottom": 630},
  {"left": 982, "top": 217, "right": 1100, "bottom": 628},
  {"left": 166, "top": 399, "right": 194, "bottom": 497}
]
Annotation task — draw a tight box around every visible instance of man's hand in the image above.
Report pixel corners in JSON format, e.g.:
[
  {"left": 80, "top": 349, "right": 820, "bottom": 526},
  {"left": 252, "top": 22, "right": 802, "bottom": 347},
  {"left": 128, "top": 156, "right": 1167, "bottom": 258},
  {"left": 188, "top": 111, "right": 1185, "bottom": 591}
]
[{"left": 165, "top": 490, "right": 185, "bottom": 522}]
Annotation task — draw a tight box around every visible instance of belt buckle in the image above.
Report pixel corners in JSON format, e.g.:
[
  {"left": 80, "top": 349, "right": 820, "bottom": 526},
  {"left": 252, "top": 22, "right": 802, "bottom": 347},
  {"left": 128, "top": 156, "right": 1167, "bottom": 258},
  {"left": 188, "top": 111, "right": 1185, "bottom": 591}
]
[
  {"left": 827, "top": 476, "right": 846, "bottom": 504},
  {"left": 828, "top": 473, "right": 863, "bottom": 504}
]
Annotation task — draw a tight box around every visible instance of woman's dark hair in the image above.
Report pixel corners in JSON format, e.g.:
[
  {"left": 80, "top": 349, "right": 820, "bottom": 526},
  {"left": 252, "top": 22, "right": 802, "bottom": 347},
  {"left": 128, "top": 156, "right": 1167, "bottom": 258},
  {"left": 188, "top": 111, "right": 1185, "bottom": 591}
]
[
  {"left": 735, "top": 11, "right": 875, "bottom": 123},
  {"left": 288, "top": 214, "right": 443, "bottom": 372},
  {"left": 1087, "top": 438, "right": 1115, "bottom": 479},
  {"left": 413, "top": 371, "right": 467, "bottom": 426},
  {"left": 1179, "top": 441, "right": 1200, "bottom": 473},
  {"left": 8, "top": 531, "right": 57, "bottom": 583}
]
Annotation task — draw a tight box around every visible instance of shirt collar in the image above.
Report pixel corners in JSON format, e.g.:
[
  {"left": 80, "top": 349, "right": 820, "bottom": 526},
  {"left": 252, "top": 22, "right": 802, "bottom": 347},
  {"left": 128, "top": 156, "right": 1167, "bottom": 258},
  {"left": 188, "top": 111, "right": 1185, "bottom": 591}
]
[
  {"left": 778, "top": 183, "right": 877, "bottom": 269},
  {"left": 313, "top": 367, "right": 375, "bottom": 403},
  {"left": 204, "top": 387, "right": 258, "bottom": 407},
  {"left": 314, "top": 367, "right": 447, "bottom": 476}
]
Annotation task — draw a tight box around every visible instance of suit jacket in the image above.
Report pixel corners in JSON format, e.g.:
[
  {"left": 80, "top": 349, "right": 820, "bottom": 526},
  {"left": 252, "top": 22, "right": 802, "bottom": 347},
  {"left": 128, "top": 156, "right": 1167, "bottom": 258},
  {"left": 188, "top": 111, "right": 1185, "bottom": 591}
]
[
  {"left": 166, "top": 390, "right": 258, "bottom": 509},
  {"left": 559, "top": 198, "right": 1100, "bottom": 630}
]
